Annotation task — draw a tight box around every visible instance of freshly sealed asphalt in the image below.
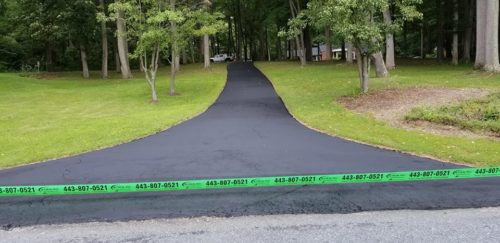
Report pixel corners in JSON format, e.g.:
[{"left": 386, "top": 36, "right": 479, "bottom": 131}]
[{"left": 1, "top": 62, "right": 499, "bottom": 227}]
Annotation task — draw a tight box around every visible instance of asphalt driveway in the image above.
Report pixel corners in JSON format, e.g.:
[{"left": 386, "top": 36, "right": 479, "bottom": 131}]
[{"left": 1, "top": 62, "right": 499, "bottom": 227}]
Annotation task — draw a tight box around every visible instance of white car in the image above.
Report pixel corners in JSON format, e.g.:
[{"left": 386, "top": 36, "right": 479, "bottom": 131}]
[{"left": 210, "top": 54, "right": 234, "bottom": 63}]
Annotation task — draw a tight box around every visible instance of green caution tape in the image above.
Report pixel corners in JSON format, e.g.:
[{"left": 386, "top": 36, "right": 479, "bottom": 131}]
[{"left": 1, "top": 167, "right": 499, "bottom": 197}]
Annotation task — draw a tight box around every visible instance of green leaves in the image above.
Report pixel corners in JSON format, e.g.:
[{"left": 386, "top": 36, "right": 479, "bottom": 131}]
[{"left": 303, "top": 0, "right": 422, "bottom": 54}]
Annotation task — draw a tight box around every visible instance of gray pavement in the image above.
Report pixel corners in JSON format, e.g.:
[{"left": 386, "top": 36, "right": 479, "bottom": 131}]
[
  {"left": 0, "top": 62, "right": 499, "bottom": 227},
  {"left": 2, "top": 207, "right": 500, "bottom": 242}
]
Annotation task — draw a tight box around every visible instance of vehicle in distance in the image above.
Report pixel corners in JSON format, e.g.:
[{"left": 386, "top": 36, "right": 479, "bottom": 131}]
[{"left": 210, "top": 54, "right": 234, "bottom": 63}]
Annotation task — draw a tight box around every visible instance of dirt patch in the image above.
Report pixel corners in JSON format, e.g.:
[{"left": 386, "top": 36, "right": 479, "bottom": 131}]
[{"left": 338, "top": 87, "right": 496, "bottom": 139}]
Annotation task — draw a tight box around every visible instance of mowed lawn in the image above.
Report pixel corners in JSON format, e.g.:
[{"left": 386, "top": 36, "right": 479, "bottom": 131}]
[
  {"left": 256, "top": 61, "right": 500, "bottom": 167},
  {"left": 0, "top": 64, "right": 227, "bottom": 168}
]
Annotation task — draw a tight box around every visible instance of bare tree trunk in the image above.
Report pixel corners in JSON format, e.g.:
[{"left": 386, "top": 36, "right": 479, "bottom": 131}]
[
  {"left": 346, "top": 42, "right": 353, "bottom": 64},
  {"left": 383, "top": 8, "right": 395, "bottom": 69},
  {"left": 116, "top": 6, "right": 132, "bottom": 79},
  {"left": 437, "top": 0, "right": 445, "bottom": 62},
  {"left": 80, "top": 43, "right": 90, "bottom": 79},
  {"left": 324, "top": 27, "right": 332, "bottom": 60},
  {"left": 452, "top": 0, "right": 459, "bottom": 65},
  {"left": 475, "top": 0, "right": 486, "bottom": 68},
  {"left": 371, "top": 52, "right": 389, "bottom": 78},
  {"left": 202, "top": 0, "right": 212, "bottom": 67},
  {"left": 114, "top": 46, "right": 121, "bottom": 73},
  {"left": 356, "top": 49, "right": 370, "bottom": 93},
  {"left": 170, "top": 49, "right": 176, "bottom": 96},
  {"left": 141, "top": 45, "right": 160, "bottom": 102},
  {"left": 463, "top": 0, "right": 472, "bottom": 63},
  {"left": 170, "top": 0, "right": 177, "bottom": 95},
  {"left": 100, "top": 0, "right": 108, "bottom": 78},
  {"left": 289, "top": 0, "right": 306, "bottom": 66},
  {"left": 175, "top": 55, "right": 180, "bottom": 71},
  {"left": 341, "top": 41, "right": 346, "bottom": 60},
  {"left": 363, "top": 55, "right": 370, "bottom": 92},
  {"left": 203, "top": 35, "right": 210, "bottom": 68},
  {"left": 420, "top": 24, "right": 425, "bottom": 58},
  {"left": 182, "top": 49, "right": 188, "bottom": 64},
  {"left": 356, "top": 49, "right": 363, "bottom": 83},
  {"left": 484, "top": 0, "right": 500, "bottom": 71}
]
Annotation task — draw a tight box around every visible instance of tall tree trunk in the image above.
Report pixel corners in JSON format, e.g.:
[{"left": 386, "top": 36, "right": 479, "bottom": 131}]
[
  {"left": 175, "top": 55, "right": 180, "bottom": 71},
  {"left": 484, "top": 0, "right": 500, "bottom": 71},
  {"left": 371, "top": 52, "right": 389, "bottom": 77},
  {"left": 202, "top": 0, "right": 212, "bottom": 68},
  {"left": 228, "top": 16, "right": 233, "bottom": 56},
  {"left": 383, "top": 8, "right": 395, "bottom": 69},
  {"left": 452, "top": 0, "right": 459, "bottom": 65},
  {"left": 420, "top": 23, "right": 425, "bottom": 58},
  {"left": 114, "top": 45, "right": 121, "bottom": 73},
  {"left": 80, "top": 43, "right": 90, "bottom": 79},
  {"left": 341, "top": 41, "right": 346, "bottom": 61},
  {"left": 170, "top": 48, "right": 176, "bottom": 96},
  {"left": 266, "top": 28, "right": 271, "bottom": 61},
  {"left": 100, "top": 0, "right": 108, "bottom": 78},
  {"left": 304, "top": 27, "right": 312, "bottom": 61},
  {"left": 170, "top": 0, "right": 177, "bottom": 95},
  {"left": 437, "top": 0, "right": 445, "bottom": 62},
  {"left": 289, "top": 0, "right": 306, "bottom": 66},
  {"left": 463, "top": 0, "right": 473, "bottom": 63},
  {"left": 474, "top": 0, "right": 486, "bottom": 68},
  {"left": 346, "top": 42, "right": 353, "bottom": 64},
  {"left": 324, "top": 27, "right": 332, "bottom": 60},
  {"left": 203, "top": 35, "right": 210, "bottom": 68},
  {"left": 116, "top": 6, "right": 131, "bottom": 79},
  {"left": 356, "top": 49, "right": 370, "bottom": 93}
]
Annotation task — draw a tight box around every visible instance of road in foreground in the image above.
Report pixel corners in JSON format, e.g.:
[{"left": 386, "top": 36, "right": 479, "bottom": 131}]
[
  {"left": 1, "top": 63, "right": 499, "bottom": 226},
  {"left": 2, "top": 207, "right": 499, "bottom": 242}
]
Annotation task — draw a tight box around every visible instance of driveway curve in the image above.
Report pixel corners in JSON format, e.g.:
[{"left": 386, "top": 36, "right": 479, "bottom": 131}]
[{"left": 1, "top": 62, "right": 499, "bottom": 226}]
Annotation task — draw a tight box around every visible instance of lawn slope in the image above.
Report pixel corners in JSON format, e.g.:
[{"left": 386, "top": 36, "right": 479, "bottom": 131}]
[
  {"left": 256, "top": 61, "right": 499, "bottom": 166},
  {"left": 0, "top": 64, "right": 227, "bottom": 168}
]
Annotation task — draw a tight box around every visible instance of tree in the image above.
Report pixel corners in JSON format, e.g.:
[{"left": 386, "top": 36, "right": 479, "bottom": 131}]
[
  {"left": 98, "top": 0, "right": 109, "bottom": 78},
  {"left": 65, "top": 0, "right": 98, "bottom": 79},
  {"left": 305, "top": 0, "right": 421, "bottom": 92},
  {"left": 462, "top": 0, "right": 473, "bottom": 63},
  {"left": 287, "top": 0, "right": 306, "bottom": 66},
  {"left": 324, "top": 27, "right": 332, "bottom": 60},
  {"left": 475, "top": 0, "right": 500, "bottom": 72},
  {"left": 451, "top": 0, "right": 459, "bottom": 65},
  {"left": 192, "top": 2, "right": 225, "bottom": 69},
  {"left": 110, "top": 0, "right": 133, "bottom": 79},
  {"left": 202, "top": 0, "right": 211, "bottom": 68},
  {"left": 383, "top": 7, "right": 395, "bottom": 69},
  {"left": 15, "top": 0, "right": 68, "bottom": 72}
]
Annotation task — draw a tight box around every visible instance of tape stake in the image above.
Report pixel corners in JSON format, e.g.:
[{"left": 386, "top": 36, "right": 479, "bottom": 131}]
[{"left": 0, "top": 167, "right": 499, "bottom": 197}]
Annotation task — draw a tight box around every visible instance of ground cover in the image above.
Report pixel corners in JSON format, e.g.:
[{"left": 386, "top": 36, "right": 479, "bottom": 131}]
[{"left": 405, "top": 92, "right": 500, "bottom": 135}]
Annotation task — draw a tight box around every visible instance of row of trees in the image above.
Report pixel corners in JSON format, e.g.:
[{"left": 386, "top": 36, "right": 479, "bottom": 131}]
[
  {"left": 280, "top": 0, "right": 499, "bottom": 92},
  {"left": 1, "top": 0, "right": 499, "bottom": 95},
  {"left": 0, "top": 0, "right": 224, "bottom": 101}
]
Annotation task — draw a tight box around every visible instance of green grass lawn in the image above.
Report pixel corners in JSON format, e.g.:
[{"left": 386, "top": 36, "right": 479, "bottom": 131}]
[
  {"left": 406, "top": 93, "right": 500, "bottom": 134},
  {"left": 256, "top": 61, "right": 500, "bottom": 167},
  {"left": 0, "top": 64, "right": 227, "bottom": 168}
]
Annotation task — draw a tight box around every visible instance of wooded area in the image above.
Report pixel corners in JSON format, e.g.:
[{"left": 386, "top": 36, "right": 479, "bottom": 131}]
[{"left": 0, "top": 0, "right": 498, "bottom": 94}]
